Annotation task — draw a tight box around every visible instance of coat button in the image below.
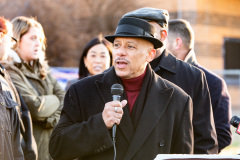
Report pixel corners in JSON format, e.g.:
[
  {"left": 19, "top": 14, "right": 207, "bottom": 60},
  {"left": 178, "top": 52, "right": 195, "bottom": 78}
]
[
  {"left": 1, "top": 102, "right": 3, "bottom": 105},
  {"left": 159, "top": 141, "right": 164, "bottom": 147}
]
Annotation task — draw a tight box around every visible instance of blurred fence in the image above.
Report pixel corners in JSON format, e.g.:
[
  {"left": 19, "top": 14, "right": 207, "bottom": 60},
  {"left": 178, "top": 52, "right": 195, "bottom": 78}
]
[
  {"left": 51, "top": 67, "right": 78, "bottom": 90},
  {"left": 213, "top": 69, "right": 240, "bottom": 113},
  {"left": 214, "top": 69, "right": 240, "bottom": 86}
]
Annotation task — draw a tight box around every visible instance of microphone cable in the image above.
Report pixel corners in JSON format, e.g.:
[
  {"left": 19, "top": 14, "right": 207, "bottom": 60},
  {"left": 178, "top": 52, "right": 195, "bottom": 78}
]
[
  {"left": 113, "top": 131, "right": 116, "bottom": 160},
  {"left": 112, "top": 113, "right": 117, "bottom": 160}
]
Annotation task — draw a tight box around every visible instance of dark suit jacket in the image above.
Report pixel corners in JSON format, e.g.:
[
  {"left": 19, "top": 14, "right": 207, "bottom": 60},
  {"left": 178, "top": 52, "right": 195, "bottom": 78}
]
[
  {"left": 49, "top": 66, "right": 193, "bottom": 160},
  {"left": 185, "top": 49, "right": 232, "bottom": 152},
  {"left": 150, "top": 49, "right": 218, "bottom": 154}
]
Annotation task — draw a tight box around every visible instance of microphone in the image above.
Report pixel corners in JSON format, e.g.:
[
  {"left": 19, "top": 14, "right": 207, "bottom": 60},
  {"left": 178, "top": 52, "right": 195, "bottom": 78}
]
[
  {"left": 111, "top": 84, "right": 123, "bottom": 160},
  {"left": 111, "top": 84, "right": 124, "bottom": 139},
  {"left": 230, "top": 116, "right": 240, "bottom": 135}
]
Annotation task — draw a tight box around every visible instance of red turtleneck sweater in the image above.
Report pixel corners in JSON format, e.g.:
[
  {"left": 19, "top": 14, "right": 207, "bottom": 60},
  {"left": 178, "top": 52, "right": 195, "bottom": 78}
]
[{"left": 121, "top": 69, "right": 146, "bottom": 115}]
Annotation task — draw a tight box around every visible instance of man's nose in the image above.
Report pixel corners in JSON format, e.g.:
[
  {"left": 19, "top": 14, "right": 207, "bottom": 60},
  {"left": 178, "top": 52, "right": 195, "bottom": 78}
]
[{"left": 115, "top": 47, "right": 126, "bottom": 56}]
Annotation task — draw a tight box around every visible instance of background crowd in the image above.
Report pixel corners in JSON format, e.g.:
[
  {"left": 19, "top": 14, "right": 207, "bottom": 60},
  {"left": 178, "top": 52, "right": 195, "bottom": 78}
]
[{"left": 0, "top": 4, "right": 235, "bottom": 160}]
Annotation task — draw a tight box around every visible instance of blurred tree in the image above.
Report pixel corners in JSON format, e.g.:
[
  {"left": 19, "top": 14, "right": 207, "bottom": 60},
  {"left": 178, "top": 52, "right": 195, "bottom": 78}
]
[{"left": 0, "top": 0, "right": 138, "bottom": 67}]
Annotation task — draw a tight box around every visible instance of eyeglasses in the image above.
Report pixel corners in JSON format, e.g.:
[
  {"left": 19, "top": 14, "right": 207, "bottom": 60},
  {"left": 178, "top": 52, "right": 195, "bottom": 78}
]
[{"left": 4, "top": 33, "right": 17, "bottom": 45}]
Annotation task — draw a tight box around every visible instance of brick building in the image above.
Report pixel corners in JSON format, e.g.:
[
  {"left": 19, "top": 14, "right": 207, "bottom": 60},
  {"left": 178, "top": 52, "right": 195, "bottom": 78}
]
[{"left": 138, "top": 0, "right": 240, "bottom": 70}]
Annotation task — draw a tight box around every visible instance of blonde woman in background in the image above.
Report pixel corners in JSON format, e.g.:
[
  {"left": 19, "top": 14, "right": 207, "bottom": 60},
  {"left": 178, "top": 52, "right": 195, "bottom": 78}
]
[{"left": 6, "top": 16, "right": 65, "bottom": 160}]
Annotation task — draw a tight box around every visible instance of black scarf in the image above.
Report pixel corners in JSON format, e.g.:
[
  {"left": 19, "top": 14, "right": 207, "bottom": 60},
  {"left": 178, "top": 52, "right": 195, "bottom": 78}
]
[{"left": 129, "top": 64, "right": 153, "bottom": 131}]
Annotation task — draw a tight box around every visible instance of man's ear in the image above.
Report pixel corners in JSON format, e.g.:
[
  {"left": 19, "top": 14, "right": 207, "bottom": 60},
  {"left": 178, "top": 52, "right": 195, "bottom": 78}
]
[
  {"left": 160, "top": 29, "right": 167, "bottom": 42},
  {"left": 146, "top": 49, "right": 156, "bottom": 63},
  {"left": 175, "top": 38, "right": 182, "bottom": 49}
]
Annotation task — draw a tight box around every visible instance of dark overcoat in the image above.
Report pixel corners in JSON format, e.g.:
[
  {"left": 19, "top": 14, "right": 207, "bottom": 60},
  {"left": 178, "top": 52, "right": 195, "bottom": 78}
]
[
  {"left": 150, "top": 49, "right": 218, "bottom": 154},
  {"left": 185, "top": 49, "right": 232, "bottom": 152},
  {"left": 49, "top": 66, "right": 193, "bottom": 160}
]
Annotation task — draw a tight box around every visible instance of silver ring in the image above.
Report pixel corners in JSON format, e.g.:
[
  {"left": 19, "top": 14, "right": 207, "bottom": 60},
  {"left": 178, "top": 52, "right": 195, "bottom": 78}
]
[{"left": 115, "top": 107, "right": 117, "bottom": 113}]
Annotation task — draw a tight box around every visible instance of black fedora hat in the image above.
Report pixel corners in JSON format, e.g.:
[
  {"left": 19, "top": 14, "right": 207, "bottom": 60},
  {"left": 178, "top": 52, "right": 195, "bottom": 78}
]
[{"left": 105, "top": 17, "right": 163, "bottom": 49}]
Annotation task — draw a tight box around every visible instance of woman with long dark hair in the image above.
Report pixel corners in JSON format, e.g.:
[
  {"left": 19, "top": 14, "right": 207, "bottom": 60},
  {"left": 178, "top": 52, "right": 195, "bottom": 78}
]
[{"left": 65, "top": 34, "right": 112, "bottom": 91}]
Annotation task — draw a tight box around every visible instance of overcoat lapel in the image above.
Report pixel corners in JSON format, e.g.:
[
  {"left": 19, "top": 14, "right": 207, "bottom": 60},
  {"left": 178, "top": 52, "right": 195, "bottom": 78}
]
[
  {"left": 95, "top": 67, "right": 134, "bottom": 143},
  {"left": 123, "top": 73, "right": 174, "bottom": 160},
  {"left": 118, "top": 103, "right": 135, "bottom": 142}
]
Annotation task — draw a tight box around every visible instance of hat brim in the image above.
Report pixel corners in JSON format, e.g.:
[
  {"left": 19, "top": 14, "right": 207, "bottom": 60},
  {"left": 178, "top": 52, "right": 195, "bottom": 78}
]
[{"left": 105, "top": 34, "right": 163, "bottom": 49}]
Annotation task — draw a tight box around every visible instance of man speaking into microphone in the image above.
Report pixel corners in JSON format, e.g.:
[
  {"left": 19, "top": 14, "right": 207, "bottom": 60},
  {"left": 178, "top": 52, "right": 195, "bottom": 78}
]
[{"left": 49, "top": 17, "right": 194, "bottom": 160}]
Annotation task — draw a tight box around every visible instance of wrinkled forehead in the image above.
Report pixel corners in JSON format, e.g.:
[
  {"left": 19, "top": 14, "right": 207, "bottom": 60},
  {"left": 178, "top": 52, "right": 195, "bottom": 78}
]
[
  {"left": 114, "top": 37, "right": 154, "bottom": 48},
  {"left": 114, "top": 37, "right": 138, "bottom": 43},
  {"left": 114, "top": 37, "right": 151, "bottom": 46}
]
